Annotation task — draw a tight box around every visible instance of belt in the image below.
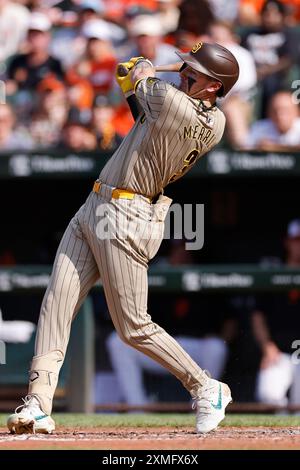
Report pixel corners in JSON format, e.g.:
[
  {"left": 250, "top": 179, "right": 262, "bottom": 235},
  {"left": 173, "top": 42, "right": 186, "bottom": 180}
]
[{"left": 93, "top": 181, "right": 152, "bottom": 203}]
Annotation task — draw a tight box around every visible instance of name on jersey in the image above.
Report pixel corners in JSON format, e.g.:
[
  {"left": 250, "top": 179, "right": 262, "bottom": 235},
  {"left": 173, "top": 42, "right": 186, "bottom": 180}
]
[{"left": 180, "top": 125, "right": 215, "bottom": 146}]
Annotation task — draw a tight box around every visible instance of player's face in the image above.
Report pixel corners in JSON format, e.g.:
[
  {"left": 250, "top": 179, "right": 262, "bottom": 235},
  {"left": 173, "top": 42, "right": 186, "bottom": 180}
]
[{"left": 179, "top": 65, "right": 217, "bottom": 99}]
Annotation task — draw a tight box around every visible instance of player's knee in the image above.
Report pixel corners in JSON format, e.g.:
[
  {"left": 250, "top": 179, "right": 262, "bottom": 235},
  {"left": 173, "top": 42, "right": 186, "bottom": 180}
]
[
  {"left": 116, "top": 330, "right": 145, "bottom": 347},
  {"left": 115, "top": 322, "right": 162, "bottom": 346},
  {"left": 114, "top": 329, "right": 133, "bottom": 346}
]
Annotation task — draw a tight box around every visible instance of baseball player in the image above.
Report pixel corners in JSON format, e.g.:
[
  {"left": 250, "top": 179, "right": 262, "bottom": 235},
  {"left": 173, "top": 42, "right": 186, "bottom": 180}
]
[{"left": 7, "top": 42, "right": 239, "bottom": 435}]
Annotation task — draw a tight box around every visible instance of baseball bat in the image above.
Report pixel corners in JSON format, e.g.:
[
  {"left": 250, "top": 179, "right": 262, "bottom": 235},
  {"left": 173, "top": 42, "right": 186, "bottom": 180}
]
[{"left": 117, "top": 62, "right": 182, "bottom": 77}]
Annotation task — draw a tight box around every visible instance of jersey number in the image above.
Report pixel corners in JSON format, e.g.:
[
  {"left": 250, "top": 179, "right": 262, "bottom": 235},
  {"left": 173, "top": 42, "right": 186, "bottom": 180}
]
[{"left": 168, "top": 149, "right": 199, "bottom": 184}]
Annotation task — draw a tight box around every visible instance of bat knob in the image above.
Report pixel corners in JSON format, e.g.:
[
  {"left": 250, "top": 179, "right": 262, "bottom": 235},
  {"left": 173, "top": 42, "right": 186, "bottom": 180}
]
[{"left": 117, "top": 64, "right": 129, "bottom": 77}]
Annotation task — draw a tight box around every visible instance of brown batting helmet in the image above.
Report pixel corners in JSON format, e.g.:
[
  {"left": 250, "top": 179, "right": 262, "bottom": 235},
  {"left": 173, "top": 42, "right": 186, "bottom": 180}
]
[{"left": 176, "top": 42, "right": 239, "bottom": 97}]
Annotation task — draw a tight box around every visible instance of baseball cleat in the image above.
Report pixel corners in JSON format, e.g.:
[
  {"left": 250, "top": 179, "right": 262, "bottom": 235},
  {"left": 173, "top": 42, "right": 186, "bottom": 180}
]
[
  {"left": 193, "top": 378, "right": 232, "bottom": 434},
  {"left": 7, "top": 395, "right": 55, "bottom": 434}
]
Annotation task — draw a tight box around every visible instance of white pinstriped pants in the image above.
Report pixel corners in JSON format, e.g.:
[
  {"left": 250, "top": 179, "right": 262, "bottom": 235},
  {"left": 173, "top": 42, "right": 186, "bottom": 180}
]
[{"left": 32, "top": 184, "right": 207, "bottom": 412}]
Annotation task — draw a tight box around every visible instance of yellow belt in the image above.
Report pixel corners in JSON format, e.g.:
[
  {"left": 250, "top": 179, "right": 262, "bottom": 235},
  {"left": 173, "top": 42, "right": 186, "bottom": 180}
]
[{"left": 93, "top": 181, "right": 151, "bottom": 203}]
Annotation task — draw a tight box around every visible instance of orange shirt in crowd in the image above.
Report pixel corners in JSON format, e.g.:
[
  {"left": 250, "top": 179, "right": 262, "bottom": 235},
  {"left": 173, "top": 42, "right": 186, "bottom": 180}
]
[
  {"left": 65, "top": 54, "right": 116, "bottom": 109},
  {"left": 240, "top": 0, "right": 265, "bottom": 13},
  {"left": 240, "top": 0, "right": 300, "bottom": 20},
  {"left": 281, "top": 0, "right": 300, "bottom": 20},
  {"left": 112, "top": 103, "right": 134, "bottom": 137},
  {"left": 67, "top": 55, "right": 116, "bottom": 94},
  {"left": 103, "top": 0, "right": 158, "bottom": 20},
  {"left": 65, "top": 68, "right": 94, "bottom": 110},
  {"left": 88, "top": 56, "right": 117, "bottom": 94}
]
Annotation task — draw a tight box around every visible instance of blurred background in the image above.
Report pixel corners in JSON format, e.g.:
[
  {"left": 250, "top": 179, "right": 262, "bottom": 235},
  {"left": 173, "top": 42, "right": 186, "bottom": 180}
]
[{"left": 1, "top": 0, "right": 300, "bottom": 414}]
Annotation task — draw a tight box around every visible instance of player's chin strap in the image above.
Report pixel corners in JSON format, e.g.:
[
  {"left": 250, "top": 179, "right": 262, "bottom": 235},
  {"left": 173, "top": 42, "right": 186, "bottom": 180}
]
[{"left": 199, "top": 99, "right": 216, "bottom": 111}]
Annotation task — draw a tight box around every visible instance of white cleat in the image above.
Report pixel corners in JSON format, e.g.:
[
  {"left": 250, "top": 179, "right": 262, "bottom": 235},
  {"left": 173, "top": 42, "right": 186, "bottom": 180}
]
[
  {"left": 193, "top": 378, "right": 232, "bottom": 434},
  {"left": 7, "top": 395, "right": 55, "bottom": 435}
]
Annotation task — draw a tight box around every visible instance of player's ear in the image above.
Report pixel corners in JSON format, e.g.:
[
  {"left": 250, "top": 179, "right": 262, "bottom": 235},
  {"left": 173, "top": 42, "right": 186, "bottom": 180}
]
[{"left": 207, "top": 80, "right": 222, "bottom": 94}]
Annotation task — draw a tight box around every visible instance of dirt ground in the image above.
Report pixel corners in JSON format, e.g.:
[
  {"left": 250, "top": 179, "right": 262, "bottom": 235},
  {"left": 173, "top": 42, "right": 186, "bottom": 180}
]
[{"left": 1, "top": 426, "right": 300, "bottom": 450}]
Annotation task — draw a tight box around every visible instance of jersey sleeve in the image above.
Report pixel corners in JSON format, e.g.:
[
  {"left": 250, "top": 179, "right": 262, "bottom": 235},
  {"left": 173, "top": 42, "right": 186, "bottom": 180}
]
[{"left": 134, "top": 78, "right": 175, "bottom": 121}]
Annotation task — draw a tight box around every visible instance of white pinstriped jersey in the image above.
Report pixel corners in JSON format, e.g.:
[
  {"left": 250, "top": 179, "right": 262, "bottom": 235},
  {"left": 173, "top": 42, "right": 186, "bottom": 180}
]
[{"left": 99, "top": 78, "right": 226, "bottom": 198}]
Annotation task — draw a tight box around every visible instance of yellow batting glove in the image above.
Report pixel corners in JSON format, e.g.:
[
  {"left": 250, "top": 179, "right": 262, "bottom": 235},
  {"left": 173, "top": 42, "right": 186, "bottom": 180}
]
[
  {"left": 115, "top": 58, "right": 150, "bottom": 96},
  {"left": 115, "top": 60, "right": 136, "bottom": 96}
]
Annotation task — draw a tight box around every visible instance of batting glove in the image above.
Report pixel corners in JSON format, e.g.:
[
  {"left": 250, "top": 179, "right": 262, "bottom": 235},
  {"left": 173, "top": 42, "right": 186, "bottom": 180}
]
[
  {"left": 115, "top": 60, "right": 136, "bottom": 96},
  {"left": 116, "top": 57, "right": 154, "bottom": 97}
]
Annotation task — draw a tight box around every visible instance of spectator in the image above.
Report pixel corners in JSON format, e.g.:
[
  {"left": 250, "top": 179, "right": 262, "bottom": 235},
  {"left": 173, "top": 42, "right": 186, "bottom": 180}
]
[
  {"left": 111, "top": 102, "right": 135, "bottom": 138},
  {"left": 239, "top": 0, "right": 265, "bottom": 25},
  {"left": 0, "top": 0, "right": 30, "bottom": 64},
  {"left": 91, "top": 94, "right": 123, "bottom": 151},
  {"left": 50, "top": 0, "right": 126, "bottom": 68},
  {"left": 156, "top": 0, "right": 181, "bottom": 34},
  {"left": 208, "top": 0, "right": 239, "bottom": 23},
  {"left": 251, "top": 219, "right": 300, "bottom": 406},
  {"left": 60, "top": 118, "right": 96, "bottom": 151},
  {"left": 174, "top": 29, "right": 205, "bottom": 53},
  {"left": 208, "top": 21, "right": 257, "bottom": 148},
  {"left": 245, "top": 90, "right": 300, "bottom": 150},
  {"left": 239, "top": 0, "right": 300, "bottom": 25},
  {"left": 0, "top": 103, "right": 33, "bottom": 150},
  {"left": 29, "top": 76, "right": 70, "bottom": 148},
  {"left": 105, "top": 0, "right": 158, "bottom": 22},
  {"left": 177, "top": 0, "right": 215, "bottom": 36},
  {"left": 76, "top": 0, "right": 126, "bottom": 45},
  {"left": 242, "top": 0, "right": 294, "bottom": 116},
  {"left": 66, "top": 19, "right": 117, "bottom": 96},
  {"left": 281, "top": 0, "right": 300, "bottom": 23},
  {"left": 76, "top": 0, "right": 105, "bottom": 22},
  {"left": 124, "top": 14, "right": 179, "bottom": 85},
  {"left": 7, "top": 12, "right": 64, "bottom": 94}
]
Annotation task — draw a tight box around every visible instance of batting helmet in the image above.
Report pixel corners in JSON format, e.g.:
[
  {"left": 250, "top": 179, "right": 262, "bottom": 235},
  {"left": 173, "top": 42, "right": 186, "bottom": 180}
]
[{"left": 176, "top": 42, "right": 239, "bottom": 97}]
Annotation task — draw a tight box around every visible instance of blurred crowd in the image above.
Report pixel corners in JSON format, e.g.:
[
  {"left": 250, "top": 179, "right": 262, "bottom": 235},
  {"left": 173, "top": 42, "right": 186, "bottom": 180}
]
[{"left": 0, "top": 0, "right": 299, "bottom": 151}]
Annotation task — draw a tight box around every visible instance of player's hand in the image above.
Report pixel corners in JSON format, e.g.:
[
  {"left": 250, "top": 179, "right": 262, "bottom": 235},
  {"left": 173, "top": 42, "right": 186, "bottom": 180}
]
[
  {"left": 116, "top": 57, "right": 153, "bottom": 96},
  {"left": 129, "top": 57, "right": 147, "bottom": 66},
  {"left": 115, "top": 58, "right": 146, "bottom": 95},
  {"left": 129, "top": 57, "right": 153, "bottom": 68},
  {"left": 130, "top": 57, "right": 155, "bottom": 89},
  {"left": 115, "top": 59, "right": 136, "bottom": 96}
]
